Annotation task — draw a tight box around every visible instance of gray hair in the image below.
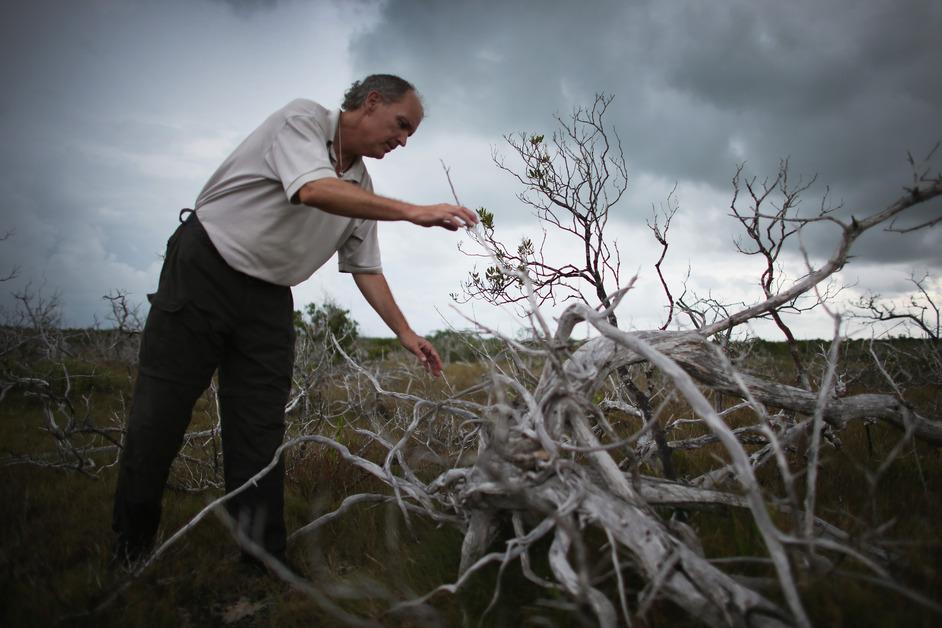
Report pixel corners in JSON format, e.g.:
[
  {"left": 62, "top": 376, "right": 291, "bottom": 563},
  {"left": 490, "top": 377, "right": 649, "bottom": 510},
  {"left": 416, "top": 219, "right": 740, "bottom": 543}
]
[{"left": 341, "top": 74, "right": 419, "bottom": 111}]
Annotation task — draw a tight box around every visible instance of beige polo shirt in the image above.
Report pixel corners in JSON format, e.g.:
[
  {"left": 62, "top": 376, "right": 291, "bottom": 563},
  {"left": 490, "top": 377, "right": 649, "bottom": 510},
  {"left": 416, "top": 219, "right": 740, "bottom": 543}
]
[{"left": 194, "top": 99, "right": 382, "bottom": 286}]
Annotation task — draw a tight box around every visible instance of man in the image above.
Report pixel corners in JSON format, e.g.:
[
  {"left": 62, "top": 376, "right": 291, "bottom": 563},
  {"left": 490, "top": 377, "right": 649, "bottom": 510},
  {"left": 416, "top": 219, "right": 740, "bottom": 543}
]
[{"left": 112, "top": 74, "right": 478, "bottom": 568}]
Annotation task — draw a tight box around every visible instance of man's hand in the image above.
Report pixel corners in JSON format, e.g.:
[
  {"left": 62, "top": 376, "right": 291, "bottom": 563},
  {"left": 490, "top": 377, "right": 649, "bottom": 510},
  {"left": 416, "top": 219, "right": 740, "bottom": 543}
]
[
  {"left": 398, "top": 329, "right": 443, "bottom": 377},
  {"left": 407, "top": 204, "right": 479, "bottom": 231}
]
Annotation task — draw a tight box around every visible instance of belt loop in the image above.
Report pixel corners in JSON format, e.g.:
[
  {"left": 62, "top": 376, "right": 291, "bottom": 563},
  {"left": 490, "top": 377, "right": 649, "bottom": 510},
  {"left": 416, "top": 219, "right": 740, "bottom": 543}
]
[{"left": 179, "top": 208, "right": 195, "bottom": 224}]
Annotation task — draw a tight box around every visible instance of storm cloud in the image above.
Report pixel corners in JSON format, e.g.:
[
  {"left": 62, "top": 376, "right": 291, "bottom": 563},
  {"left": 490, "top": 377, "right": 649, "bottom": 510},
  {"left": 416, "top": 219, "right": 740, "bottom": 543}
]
[{"left": 351, "top": 0, "right": 941, "bottom": 259}]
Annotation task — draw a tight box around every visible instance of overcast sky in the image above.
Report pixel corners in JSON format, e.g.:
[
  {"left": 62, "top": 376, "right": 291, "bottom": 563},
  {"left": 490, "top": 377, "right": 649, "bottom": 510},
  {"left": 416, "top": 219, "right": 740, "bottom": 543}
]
[{"left": 1, "top": 0, "right": 939, "bottom": 340}]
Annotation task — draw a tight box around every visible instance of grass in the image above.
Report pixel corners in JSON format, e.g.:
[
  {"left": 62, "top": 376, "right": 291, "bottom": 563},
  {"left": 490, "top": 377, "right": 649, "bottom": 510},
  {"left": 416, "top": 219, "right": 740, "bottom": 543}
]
[{"left": 1, "top": 338, "right": 940, "bottom": 626}]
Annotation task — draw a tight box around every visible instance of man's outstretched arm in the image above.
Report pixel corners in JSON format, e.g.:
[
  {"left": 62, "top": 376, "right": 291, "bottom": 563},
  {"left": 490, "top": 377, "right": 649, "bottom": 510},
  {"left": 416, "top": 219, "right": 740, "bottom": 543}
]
[
  {"left": 353, "top": 272, "right": 443, "bottom": 376},
  {"left": 298, "top": 178, "right": 478, "bottom": 232}
]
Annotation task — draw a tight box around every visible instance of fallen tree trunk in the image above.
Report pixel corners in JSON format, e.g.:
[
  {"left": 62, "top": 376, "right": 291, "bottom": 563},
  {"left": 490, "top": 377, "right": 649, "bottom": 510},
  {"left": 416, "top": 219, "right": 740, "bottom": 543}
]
[{"left": 544, "top": 329, "right": 942, "bottom": 446}]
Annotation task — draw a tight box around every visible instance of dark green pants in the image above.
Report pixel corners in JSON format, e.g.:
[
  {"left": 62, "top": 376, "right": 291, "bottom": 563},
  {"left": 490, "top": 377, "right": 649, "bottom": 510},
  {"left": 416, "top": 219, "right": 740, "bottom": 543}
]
[{"left": 112, "top": 212, "right": 295, "bottom": 560}]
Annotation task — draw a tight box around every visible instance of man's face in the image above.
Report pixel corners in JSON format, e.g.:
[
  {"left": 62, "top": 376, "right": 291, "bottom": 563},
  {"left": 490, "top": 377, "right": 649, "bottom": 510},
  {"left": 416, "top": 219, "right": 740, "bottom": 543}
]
[{"left": 359, "top": 90, "right": 424, "bottom": 159}]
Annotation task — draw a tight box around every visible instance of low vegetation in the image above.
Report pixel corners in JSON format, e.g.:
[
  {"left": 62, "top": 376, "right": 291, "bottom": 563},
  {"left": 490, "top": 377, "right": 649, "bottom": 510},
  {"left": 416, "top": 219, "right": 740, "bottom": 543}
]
[{"left": 1, "top": 316, "right": 939, "bottom": 626}]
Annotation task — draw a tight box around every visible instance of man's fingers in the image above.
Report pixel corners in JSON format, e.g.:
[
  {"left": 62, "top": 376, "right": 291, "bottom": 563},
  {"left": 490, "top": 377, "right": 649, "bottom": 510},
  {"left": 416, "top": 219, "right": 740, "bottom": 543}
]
[
  {"left": 422, "top": 343, "right": 443, "bottom": 377},
  {"left": 450, "top": 206, "right": 478, "bottom": 228},
  {"left": 399, "top": 334, "right": 441, "bottom": 376},
  {"left": 414, "top": 341, "right": 442, "bottom": 377},
  {"left": 458, "top": 206, "right": 479, "bottom": 225},
  {"left": 423, "top": 342, "right": 441, "bottom": 365},
  {"left": 411, "top": 345, "right": 427, "bottom": 362},
  {"left": 409, "top": 342, "right": 431, "bottom": 365},
  {"left": 440, "top": 211, "right": 464, "bottom": 230},
  {"left": 413, "top": 204, "right": 478, "bottom": 230}
]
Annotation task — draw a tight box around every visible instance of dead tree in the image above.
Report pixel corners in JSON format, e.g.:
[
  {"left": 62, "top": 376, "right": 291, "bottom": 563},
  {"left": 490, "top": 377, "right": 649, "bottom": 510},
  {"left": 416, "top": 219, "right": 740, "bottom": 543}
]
[
  {"left": 1, "top": 287, "right": 126, "bottom": 475},
  {"left": 728, "top": 160, "right": 835, "bottom": 390},
  {"left": 457, "top": 94, "right": 677, "bottom": 480},
  {"left": 852, "top": 271, "right": 940, "bottom": 341}
]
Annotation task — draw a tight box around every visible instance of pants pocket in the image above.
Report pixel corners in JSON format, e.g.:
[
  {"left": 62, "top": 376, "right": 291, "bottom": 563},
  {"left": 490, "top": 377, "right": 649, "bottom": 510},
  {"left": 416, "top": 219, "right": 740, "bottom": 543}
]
[{"left": 138, "top": 298, "right": 219, "bottom": 384}]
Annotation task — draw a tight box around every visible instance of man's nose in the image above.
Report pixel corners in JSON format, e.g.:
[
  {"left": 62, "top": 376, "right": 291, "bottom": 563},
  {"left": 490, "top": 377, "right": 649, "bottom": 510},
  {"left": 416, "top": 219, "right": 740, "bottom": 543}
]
[{"left": 398, "top": 132, "right": 408, "bottom": 147}]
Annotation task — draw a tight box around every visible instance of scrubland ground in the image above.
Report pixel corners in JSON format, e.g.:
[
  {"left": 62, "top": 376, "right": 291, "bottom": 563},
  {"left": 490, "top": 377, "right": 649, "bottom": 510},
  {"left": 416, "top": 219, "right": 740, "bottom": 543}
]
[{"left": 1, "top": 335, "right": 940, "bottom": 627}]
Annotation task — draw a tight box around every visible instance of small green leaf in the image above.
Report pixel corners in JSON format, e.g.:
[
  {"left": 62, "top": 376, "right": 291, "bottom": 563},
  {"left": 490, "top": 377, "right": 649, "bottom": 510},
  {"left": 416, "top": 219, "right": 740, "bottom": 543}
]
[{"left": 477, "top": 207, "right": 495, "bottom": 229}]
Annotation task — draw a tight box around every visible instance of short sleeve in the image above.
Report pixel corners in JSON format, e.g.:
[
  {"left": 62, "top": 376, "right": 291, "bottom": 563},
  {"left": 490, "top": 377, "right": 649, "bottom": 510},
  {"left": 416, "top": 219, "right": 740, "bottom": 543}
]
[
  {"left": 338, "top": 220, "right": 383, "bottom": 274},
  {"left": 264, "top": 115, "right": 337, "bottom": 204}
]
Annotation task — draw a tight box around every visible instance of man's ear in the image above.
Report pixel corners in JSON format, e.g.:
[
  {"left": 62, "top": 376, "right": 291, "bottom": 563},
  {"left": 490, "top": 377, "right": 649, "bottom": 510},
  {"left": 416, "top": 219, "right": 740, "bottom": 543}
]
[{"left": 365, "top": 90, "right": 382, "bottom": 112}]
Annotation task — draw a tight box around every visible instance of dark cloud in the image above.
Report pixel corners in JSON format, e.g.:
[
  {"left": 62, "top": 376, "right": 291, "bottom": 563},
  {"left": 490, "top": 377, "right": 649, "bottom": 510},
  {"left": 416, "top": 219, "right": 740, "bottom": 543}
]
[
  {"left": 350, "top": 0, "right": 942, "bottom": 264},
  {"left": 209, "top": 0, "right": 279, "bottom": 16},
  {"left": 0, "top": 0, "right": 363, "bottom": 326},
  {"left": 661, "top": 3, "right": 940, "bottom": 119}
]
